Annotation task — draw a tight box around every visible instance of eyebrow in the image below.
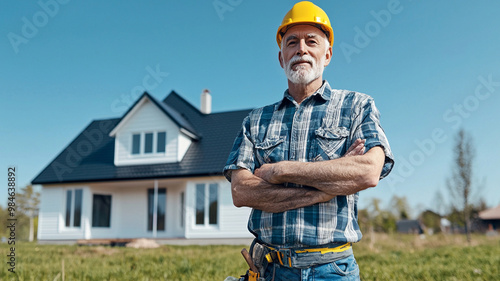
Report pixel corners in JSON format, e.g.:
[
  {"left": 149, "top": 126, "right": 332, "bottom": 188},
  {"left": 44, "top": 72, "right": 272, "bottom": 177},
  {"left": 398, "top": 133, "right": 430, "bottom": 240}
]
[
  {"left": 284, "top": 35, "right": 299, "bottom": 45},
  {"left": 284, "top": 33, "right": 320, "bottom": 45}
]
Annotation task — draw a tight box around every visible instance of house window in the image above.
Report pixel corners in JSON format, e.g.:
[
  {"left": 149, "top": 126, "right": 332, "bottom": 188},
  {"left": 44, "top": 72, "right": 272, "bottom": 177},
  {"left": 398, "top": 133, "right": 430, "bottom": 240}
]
[
  {"left": 92, "top": 194, "right": 112, "bottom": 227},
  {"left": 195, "top": 184, "right": 205, "bottom": 225},
  {"left": 132, "top": 134, "right": 141, "bottom": 154},
  {"left": 180, "top": 191, "right": 185, "bottom": 228},
  {"left": 145, "top": 133, "right": 153, "bottom": 153},
  {"left": 65, "top": 189, "right": 82, "bottom": 227},
  {"left": 195, "top": 183, "right": 218, "bottom": 226},
  {"left": 209, "top": 184, "right": 218, "bottom": 225},
  {"left": 148, "top": 188, "right": 166, "bottom": 231},
  {"left": 131, "top": 132, "right": 166, "bottom": 155},
  {"left": 157, "top": 132, "right": 166, "bottom": 153}
]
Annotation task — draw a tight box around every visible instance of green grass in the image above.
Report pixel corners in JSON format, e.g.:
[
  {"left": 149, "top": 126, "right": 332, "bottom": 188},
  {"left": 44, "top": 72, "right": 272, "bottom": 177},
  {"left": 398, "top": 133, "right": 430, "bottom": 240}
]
[
  {"left": 1, "top": 234, "right": 498, "bottom": 280},
  {"left": 354, "top": 233, "right": 500, "bottom": 281},
  {"left": 2, "top": 244, "right": 247, "bottom": 281}
]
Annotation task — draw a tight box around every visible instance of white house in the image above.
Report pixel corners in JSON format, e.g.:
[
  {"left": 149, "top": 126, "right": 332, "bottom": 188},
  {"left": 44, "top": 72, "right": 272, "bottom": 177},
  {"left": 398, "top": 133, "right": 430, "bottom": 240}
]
[{"left": 32, "top": 91, "right": 253, "bottom": 243}]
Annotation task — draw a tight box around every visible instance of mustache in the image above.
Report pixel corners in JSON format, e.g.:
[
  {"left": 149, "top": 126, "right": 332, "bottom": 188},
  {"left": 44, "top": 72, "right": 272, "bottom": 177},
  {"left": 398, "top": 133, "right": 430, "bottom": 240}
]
[{"left": 287, "top": 55, "right": 315, "bottom": 69}]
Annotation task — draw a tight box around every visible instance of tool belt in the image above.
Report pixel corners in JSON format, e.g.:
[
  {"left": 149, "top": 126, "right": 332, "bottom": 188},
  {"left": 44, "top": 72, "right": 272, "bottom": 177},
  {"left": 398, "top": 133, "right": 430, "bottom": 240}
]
[
  {"left": 240, "top": 269, "right": 260, "bottom": 281},
  {"left": 238, "top": 248, "right": 263, "bottom": 281},
  {"left": 252, "top": 240, "right": 353, "bottom": 270},
  {"left": 234, "top": 240, "right": 354, "bottom": 281}
]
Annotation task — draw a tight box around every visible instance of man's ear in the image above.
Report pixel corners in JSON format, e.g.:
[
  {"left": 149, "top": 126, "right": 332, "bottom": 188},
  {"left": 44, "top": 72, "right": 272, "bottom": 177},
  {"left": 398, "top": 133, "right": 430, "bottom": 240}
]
[
  {"left": 278, "top": 51, "right": 284, "bottom": 69},
  {"left": 324, "top": 46, "right": 332, "bottom": 67}
]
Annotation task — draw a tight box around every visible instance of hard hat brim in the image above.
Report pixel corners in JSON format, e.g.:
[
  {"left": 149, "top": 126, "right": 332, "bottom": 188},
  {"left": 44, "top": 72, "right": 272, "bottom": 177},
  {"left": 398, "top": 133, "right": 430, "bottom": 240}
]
[{"left": 277, "top": 22, "right": 334, "bottom": 48}]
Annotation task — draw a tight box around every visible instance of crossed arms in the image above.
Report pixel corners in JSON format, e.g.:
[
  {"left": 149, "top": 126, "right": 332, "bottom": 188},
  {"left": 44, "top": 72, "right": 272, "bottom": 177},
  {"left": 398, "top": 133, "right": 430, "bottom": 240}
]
[{"left": 230, "top": 139, "right": 386, "bottom": 213}]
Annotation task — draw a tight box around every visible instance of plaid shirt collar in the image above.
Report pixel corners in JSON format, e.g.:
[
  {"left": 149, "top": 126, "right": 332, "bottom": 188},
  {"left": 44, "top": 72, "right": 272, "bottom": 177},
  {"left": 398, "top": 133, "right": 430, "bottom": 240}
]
[{"left": 276, "top": 80, "right": 332, "bottom": 110}]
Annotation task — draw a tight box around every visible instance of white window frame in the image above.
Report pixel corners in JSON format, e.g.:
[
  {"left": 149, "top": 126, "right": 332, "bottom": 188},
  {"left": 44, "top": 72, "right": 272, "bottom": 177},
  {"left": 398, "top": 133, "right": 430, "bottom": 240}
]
[
  {"left": 180, "top": 191, "right": 185, "bottom": 228},
  {"left": 147, "top": 188, "right": 167, "bottom": 232},
  {"left": 194, "top": 183, "right": 219, "bottom": 228},
  {"left": 65, "top": 188, "right": 83, "bottom": 228},
  {"left": 130, "top": 131, "right": 167, "bottom": 157},
  {"left": 91, "top": 193, "right": 113, "bottom": 228}
]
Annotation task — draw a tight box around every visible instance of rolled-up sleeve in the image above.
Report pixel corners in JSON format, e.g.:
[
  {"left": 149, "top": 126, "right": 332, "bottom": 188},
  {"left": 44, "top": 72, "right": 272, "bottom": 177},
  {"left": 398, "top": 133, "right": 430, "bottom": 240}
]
[
  {"left": 223, "top": 115, "right": 256, "bottom": 182},
  {"left": 351, "top": 98, "right": 394, "bottom": 179}
]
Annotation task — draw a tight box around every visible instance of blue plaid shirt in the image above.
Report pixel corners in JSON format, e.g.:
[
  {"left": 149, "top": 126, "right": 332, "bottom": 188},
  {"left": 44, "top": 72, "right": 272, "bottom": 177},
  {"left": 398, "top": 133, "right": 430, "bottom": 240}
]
[{"left": 223, "top": 81, "right": 394, "bottom": 247}]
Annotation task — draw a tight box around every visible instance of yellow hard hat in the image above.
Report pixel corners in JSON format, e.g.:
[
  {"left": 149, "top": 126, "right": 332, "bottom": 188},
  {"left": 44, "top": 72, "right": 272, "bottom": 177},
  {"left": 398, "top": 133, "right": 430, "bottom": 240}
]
[{"left": 276, "top": 1, "right": 334, "bottom": 48}]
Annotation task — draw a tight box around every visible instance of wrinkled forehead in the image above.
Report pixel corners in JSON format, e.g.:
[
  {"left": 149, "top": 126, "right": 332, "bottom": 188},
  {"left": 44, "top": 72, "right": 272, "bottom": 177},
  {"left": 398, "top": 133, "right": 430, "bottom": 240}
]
[{"left": 281, "top": 24, "right": 329, "bottom": 43}]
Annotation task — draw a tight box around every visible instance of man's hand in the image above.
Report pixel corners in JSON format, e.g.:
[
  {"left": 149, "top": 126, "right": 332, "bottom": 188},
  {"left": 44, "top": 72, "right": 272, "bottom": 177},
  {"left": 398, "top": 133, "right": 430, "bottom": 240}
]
[
  {"left": 254, "top": 139, "right": 366, "bottom": 184},
  {"left": 344, "top": 138, "right": 365, "bottom": 157},
  {"left": 254, "top": 162, "right": 281, "bottom": 184}
]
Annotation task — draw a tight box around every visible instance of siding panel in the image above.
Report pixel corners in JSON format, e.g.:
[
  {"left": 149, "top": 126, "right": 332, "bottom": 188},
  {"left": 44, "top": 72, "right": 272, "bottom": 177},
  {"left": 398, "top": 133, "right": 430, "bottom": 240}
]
[
  {"left": 114, "top": 99, "right": 192, "bottom": 166},
  {"left": 38, "top": 187, "right": 64, "bottom": 239}
]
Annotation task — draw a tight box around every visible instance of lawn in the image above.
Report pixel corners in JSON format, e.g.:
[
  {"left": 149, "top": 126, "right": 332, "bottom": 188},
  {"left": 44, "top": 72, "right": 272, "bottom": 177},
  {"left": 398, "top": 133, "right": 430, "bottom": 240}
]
[
  {"left": 353, "top": 233, "right": 500, "bottom": 280},
  {"left": 1, "top": 234, "right": 498, "bottom": 280}
]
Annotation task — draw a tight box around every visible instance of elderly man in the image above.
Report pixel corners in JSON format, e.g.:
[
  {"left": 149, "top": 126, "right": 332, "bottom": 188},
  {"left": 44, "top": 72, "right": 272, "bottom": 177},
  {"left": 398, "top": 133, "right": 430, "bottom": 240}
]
[{"left": 223, "top": 2, "right": 394, "bottom": 280}]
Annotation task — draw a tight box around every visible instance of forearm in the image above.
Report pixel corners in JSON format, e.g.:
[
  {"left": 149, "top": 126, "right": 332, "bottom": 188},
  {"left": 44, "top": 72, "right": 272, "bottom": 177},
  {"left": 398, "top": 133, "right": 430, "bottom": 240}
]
[
  {"left": 278, "top": 156, "right": 375, "bottom": 195},
  {"left": 230, "top": 169, "right": 333, "bottom": 213},
  {"left": 257, "top": 146, "right": 385, "bottom": 196}
]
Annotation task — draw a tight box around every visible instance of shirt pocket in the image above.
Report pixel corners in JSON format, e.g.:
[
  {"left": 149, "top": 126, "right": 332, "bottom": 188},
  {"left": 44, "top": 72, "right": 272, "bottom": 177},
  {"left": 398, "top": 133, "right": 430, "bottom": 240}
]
[
  {"left": 312, "top": 126, "right": 349, "bottom": 161},
  {"left": 254, "top": 137, "right": 285, "bottom": 164}
]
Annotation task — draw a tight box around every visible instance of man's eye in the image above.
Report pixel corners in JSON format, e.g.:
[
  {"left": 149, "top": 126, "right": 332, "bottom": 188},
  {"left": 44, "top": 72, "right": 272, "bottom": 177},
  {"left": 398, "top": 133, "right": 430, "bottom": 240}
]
[{"left": 308, "top": 40, "right": 318, "bottom": 45}]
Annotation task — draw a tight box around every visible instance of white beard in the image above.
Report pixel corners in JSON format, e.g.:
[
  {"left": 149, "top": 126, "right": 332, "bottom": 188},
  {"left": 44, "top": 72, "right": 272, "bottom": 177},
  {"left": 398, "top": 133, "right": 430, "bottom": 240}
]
[{"left": 283, "top": 54, "right": 325, "bottom": 85}]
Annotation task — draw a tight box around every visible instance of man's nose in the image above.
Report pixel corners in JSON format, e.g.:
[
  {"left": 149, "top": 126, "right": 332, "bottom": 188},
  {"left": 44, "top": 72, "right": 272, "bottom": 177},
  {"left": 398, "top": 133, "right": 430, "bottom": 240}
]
[{"left": 296, "top": 39, "right": 308, "bottom": 56}]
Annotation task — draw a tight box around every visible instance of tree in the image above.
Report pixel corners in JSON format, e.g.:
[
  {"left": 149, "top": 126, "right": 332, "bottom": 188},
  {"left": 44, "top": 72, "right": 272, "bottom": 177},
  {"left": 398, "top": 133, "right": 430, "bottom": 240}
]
[
  {"left": 16, "top": 185, "right": 40, "bottom": 241},
  {"left": 446, "top": 129, "right": 475, "bottom": 243},
  {"left": 359, "top": 198, "right": 398, "bottom": 250},
  {"left": 0, "top": 205, "right": 7, "bottom": 238},
  {"left": 432, "top": 190, "right": 446, "bottom": 216},
  {"left": 419, "top": 210, "right": 441, "bottom": 234},
  {"left": 366, "top": 198, "right": 397, "bottom": 233},
  {"left": 390, "top": 195, "right": 411, "bottom": 220}
]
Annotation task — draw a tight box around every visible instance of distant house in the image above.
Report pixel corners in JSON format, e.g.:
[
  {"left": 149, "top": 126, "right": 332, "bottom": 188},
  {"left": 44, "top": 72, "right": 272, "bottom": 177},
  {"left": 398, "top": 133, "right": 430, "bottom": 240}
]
[
  {"left": 396, "top": 220, "right": 424, "bottom": 234},
  {"left": 32, "top": 91, "right": 253, "bottom": 243},
  {"left": 478, "top": 205, "right": 500, "bottom": 234}
]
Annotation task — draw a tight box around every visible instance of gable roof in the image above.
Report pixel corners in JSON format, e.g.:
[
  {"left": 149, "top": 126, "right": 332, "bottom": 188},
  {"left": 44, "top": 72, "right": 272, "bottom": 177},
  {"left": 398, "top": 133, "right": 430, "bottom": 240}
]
[
  {"left": 479, "top": 205, "right": 500, "bottom": 220},
  {"left": 109, "top": 92, "right": 198, "bottom": 139},
  {"left": 32, "top": 91, "right": 252, "bottom": 185}
]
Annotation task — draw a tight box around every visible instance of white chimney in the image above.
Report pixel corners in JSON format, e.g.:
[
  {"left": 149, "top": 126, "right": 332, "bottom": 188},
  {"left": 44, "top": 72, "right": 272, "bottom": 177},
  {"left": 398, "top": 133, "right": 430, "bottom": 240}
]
[{"left": 201, "top": 89, "right": 212, "bottom": 114}]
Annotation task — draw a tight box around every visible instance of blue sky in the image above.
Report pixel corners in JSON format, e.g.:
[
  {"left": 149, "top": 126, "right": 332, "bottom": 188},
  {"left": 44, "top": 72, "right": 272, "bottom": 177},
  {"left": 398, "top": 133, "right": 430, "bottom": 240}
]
[{"left": 1, "top": 0, "right": 499, "bottom": 215}]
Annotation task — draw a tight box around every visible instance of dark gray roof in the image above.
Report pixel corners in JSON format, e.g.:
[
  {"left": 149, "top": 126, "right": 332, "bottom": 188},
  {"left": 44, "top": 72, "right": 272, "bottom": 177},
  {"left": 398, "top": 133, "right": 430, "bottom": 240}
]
[
  {"left": 396, "top": 220, "right": 424, "bottom": 234},
  {"left": 32, "top": 91, "right": 252, "bottom": 184},
  {"left": 115, "top": 92, "right": 199, "bottom": 138}
]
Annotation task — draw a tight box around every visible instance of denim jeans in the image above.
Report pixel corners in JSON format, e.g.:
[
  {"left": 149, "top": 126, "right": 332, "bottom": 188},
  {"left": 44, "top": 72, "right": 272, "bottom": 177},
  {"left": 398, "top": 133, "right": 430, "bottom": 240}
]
[{"left": 263, "top": 254, "right": 360, "bottom": 281}]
